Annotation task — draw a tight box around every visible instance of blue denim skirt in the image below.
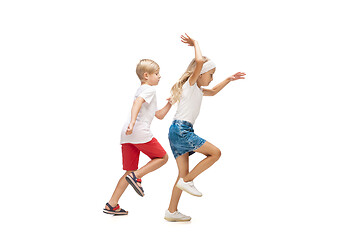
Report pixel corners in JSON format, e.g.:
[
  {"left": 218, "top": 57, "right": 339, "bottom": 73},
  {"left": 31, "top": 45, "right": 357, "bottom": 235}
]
[{"left": 168, "top": 120, "right": 206, "bottom": 159}]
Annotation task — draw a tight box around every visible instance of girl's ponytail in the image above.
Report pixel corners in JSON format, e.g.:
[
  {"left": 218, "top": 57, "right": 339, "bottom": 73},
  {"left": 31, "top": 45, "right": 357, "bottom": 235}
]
[{"left": 170, "top": 56, "right": 209, "bottom": 104}]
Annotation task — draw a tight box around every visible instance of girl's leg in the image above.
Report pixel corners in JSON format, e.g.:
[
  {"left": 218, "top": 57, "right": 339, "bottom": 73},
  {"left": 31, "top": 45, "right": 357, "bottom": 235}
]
[
  {"left": 183, "top": 141, "right": 221, "bottom": 182},
  {"left": 133, "top": 154, "right": 168, "bottom": 179},
  {"left": 106, "top": 170, "right": 132, "bottom": 209},
  {"left": 168, "top": 153, "right": 189, "bottom": 213}
]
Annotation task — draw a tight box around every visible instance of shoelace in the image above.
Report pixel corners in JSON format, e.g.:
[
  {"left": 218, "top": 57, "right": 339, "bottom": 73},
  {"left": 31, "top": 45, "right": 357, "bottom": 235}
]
[{"left": 174, "top": 211, "right": 186, "bottom": 217}]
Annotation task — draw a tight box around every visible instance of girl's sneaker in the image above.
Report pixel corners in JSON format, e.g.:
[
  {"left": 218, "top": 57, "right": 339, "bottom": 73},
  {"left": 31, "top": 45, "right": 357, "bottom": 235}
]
[
  {"left": 164, "top": 210, "right": 191, "bottom": 222},
  {"left": 176, "top": 178, "right": 202, "bottom": 197}
]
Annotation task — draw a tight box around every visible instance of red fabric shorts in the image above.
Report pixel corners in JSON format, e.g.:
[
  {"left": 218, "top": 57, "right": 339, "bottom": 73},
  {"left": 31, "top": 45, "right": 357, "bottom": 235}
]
[{"left": 121, "top": 137, "right": 167, "bottom": 171}]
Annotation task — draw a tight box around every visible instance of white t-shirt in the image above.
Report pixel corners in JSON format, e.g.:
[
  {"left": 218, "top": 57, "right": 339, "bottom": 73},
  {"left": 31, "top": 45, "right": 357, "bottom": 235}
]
[
  {"left": 120, "top": 84, "right": 157, "bottom": 144},
  {"left": 173, "top": 80, "right": 204, "bottom": 125}
]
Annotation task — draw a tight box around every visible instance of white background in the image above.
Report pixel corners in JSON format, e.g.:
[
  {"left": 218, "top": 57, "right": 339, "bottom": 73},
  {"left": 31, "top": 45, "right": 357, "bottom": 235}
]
[{"left": 1, "top": 0, "right": 359, "bottom": 239}]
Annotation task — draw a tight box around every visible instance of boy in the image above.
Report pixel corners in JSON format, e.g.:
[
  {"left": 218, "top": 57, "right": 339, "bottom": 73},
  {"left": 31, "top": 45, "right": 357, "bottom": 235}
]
[{"left": 103, "top": 59, "right": 172, "bottom": 215}]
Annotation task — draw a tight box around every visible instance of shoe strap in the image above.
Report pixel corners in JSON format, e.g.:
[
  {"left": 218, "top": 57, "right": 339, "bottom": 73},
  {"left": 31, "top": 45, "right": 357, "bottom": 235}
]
[
  {"left": 131, "top": 172, "right": 142, "bottom": 183},
  {"left": 106, "top": 203, "right": 120, "bottom": 211}
]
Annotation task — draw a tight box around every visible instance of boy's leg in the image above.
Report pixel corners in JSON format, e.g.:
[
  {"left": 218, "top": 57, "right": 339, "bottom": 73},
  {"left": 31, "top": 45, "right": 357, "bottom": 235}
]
[
  {"left": 105, "top": 143, "right": 140, "bottom": 209},
  {"left": 124, "top": 138, "right": 167, "bottom": 196},
  {"left": 106, "top": 170, "right": 132, "bottom": 209},
  {"left": 132, "top": 138, "right": 168, "bottom": 179},
  {"left": 183, "top": 141, "right": 221, "bottom": 182},
  {"left": 134, "top": 154, "right": 168, "bottom": 178},
  {"left": 168, "top": 153, "right": 189, "bottom": 213}
]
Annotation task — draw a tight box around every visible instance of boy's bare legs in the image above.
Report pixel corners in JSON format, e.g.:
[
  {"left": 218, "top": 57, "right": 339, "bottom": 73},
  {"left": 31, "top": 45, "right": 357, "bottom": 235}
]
[
  {"left": 168, "top": 153, "right": 189, "bottom": 213},
  {"left": 133, "top": 154, "right": 168, "bottom": 179},
  {"left": 183, "top": 141, "right": 221, "bottom": 182},
  {"left": 106, "top": 170, "right": 132, "bottom": 209},
  {"left": 105, "top": 154, "right": 168, "bottom": 210}
]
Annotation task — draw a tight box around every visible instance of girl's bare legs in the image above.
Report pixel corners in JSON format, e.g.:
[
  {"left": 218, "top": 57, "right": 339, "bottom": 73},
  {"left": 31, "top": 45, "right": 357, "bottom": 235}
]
[
  {"left": 168, "top": 153, "right": 189, "bottom": 213},
  {"left": 167, "top": 142, "right": 220, "bottom": 212},
  {"left": 183, "top": 141, "right": 221, "bottom": 182},
  {"left": 106, "top": 154, "right": 168, "bottom": 210}
]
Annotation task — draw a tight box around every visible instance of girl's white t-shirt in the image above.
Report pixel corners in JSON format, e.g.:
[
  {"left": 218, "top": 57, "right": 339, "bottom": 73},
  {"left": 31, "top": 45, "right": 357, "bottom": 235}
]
[
  {"left": 120, "top": 84, "right": 157, "bottom": 144},
  {"left": 173, "top": 80, "right": 204, "bottom": 125}
]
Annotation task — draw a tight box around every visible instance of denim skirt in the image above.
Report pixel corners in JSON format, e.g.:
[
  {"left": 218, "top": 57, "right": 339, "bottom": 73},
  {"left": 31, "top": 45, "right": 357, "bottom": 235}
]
[{"left": 168, "top": 120, "right": 206, "bottom": 159}]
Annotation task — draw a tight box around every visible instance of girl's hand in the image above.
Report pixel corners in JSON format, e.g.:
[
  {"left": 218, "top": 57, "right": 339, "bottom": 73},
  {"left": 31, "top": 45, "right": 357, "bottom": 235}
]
[
  {"left": 166, "top": 97, "right": 173, "bottom": 105},
  {"left": 181, "top": 33, "right": 196, "bottom": 46},
  {"left": 228, "top": 72, "right": 246, "bottom": 81},
  {"left": 126, "top": 122, "right": 134, "bottom": 135}
]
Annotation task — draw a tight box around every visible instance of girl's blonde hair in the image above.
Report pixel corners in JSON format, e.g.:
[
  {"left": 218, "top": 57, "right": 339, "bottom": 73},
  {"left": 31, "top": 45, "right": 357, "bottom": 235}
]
[
  {"left": 136, "top": 59, "right": 160, "bottom": 81},
  {"left": 170, "top": 56, "right": 209, "bottom": 104}
]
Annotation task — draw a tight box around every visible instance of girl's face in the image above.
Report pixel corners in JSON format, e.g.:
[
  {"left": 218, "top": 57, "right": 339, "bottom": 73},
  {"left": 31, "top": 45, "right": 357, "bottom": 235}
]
[
  {"left": 197, "top": 68, "right": 216, "bottom": 87},
  {"left": 145, "top": 70, "right": 161, "bottom": 86}
]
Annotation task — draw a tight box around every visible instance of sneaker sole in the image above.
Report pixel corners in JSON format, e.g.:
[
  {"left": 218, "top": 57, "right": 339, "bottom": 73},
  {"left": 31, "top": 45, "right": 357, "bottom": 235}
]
[
  {"left": 164, "top": 217, "right": 191, "bottom": 222},
  {"left": 103, "top": 209, "right": 128, "bottom": 216}
]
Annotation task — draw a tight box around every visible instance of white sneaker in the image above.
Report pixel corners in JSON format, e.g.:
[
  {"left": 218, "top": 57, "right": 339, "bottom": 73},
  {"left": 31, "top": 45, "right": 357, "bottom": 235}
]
[
  {"left": 164, "top": 210, "right": 191, "bottom": 222},
  {"left": 176, "top": 178, "right": 202, "bottom": 197}
]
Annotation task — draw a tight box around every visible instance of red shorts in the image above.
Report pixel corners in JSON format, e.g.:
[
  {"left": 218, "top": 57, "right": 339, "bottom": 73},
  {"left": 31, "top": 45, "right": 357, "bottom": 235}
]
[{"left": 121, "top": 137, "right": 167, "bottom": 171}]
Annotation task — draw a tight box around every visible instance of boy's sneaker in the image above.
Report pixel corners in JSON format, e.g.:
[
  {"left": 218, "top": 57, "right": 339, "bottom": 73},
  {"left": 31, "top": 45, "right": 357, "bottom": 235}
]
[
  {"left": 164, "top": 210, "right": 191, "bottom": 222},
  {"left": 176, "top": 178, "right": 202, "bottom": 197}
]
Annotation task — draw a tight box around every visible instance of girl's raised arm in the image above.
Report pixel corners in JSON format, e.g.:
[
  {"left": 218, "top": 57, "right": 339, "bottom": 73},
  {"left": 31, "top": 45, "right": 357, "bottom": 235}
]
[
  {"left": 181, "top": 33, "right": 204, "bottom": 86},
  {"left": 203, "top": 72, "right": 246, "bottom": 96}
]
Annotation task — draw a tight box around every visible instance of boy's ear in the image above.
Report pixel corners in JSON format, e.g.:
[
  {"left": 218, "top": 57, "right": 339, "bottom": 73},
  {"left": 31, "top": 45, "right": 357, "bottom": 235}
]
[{"left": 143, "top": 72, "right": 149, "bottom": 80}]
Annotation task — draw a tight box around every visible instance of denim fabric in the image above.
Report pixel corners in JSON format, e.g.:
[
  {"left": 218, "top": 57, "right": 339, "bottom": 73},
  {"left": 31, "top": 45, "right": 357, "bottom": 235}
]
[{"left": 168, "top": 120, "right": 206, "bottom": 159}]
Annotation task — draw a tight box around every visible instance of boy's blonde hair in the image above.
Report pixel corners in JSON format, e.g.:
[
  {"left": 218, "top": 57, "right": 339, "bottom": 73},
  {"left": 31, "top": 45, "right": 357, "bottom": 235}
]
[
  {"left": 136, "top": 59, "right": 160, "bottom": 81},
  {"left": 170, "top": 56, "right": 210, "bottom": 104}
]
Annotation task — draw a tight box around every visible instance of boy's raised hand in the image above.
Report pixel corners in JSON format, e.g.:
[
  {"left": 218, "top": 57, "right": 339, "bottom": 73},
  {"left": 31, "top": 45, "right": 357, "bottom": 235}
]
[
  {"left": 181, "top": 33, "right": 195, "bottom": 46},
  {"left": 229, "top": 72, "right": 246, "bottom": 81}
]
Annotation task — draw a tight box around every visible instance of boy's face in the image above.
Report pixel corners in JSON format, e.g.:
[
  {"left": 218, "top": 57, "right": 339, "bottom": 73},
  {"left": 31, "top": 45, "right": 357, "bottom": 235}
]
[{"left": 144, "top": 70, "right": 161, "bottom": 86}]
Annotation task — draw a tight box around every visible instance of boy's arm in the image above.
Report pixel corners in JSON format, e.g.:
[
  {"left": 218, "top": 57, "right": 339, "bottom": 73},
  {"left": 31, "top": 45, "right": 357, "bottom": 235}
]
[
  {"left": 155, "top": 100, "right": 172, "bottom": 120},
  {"left": 203, "top": 72, "right": 246, "bottom": 96},
  {"left": 126, "top": 97, "right": 145, "bottom": 135}
]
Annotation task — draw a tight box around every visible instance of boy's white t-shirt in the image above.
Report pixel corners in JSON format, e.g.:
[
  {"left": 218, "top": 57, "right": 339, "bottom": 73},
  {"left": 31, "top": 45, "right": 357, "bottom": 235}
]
[
  {"left": 173, "top": 80, "right": 204, "bottom": 125},
  {"left": 121, "top": 84, "right": 157, "bottom": 144}
]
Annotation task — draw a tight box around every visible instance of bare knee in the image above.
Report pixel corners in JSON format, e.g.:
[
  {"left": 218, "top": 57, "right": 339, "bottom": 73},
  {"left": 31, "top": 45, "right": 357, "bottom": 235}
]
[
  {"left": 212, "top": 147, "right": 221, "bottom": 160},
  {"left": 161, "top": 153, "right": 168, "bottom": 165},
  {"left": 199, "top": 142, "right": 221, "bottom": 160},
  {"left": 163, "top": 153, "right": 169, "bottom": 163}
]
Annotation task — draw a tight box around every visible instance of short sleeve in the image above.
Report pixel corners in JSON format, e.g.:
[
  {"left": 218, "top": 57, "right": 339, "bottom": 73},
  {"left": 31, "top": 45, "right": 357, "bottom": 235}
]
[
  {"left": 184, "top": 80, "right": 203, "bottom": 93},
  {"left": 138, "top": 86, "right": 156, "bottom": 103}
]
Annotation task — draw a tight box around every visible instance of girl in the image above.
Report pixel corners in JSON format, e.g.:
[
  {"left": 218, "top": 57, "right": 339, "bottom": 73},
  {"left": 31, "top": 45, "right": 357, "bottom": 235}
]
[{"left": 164, "top": 34, "right": 246, "bottom": 222}]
